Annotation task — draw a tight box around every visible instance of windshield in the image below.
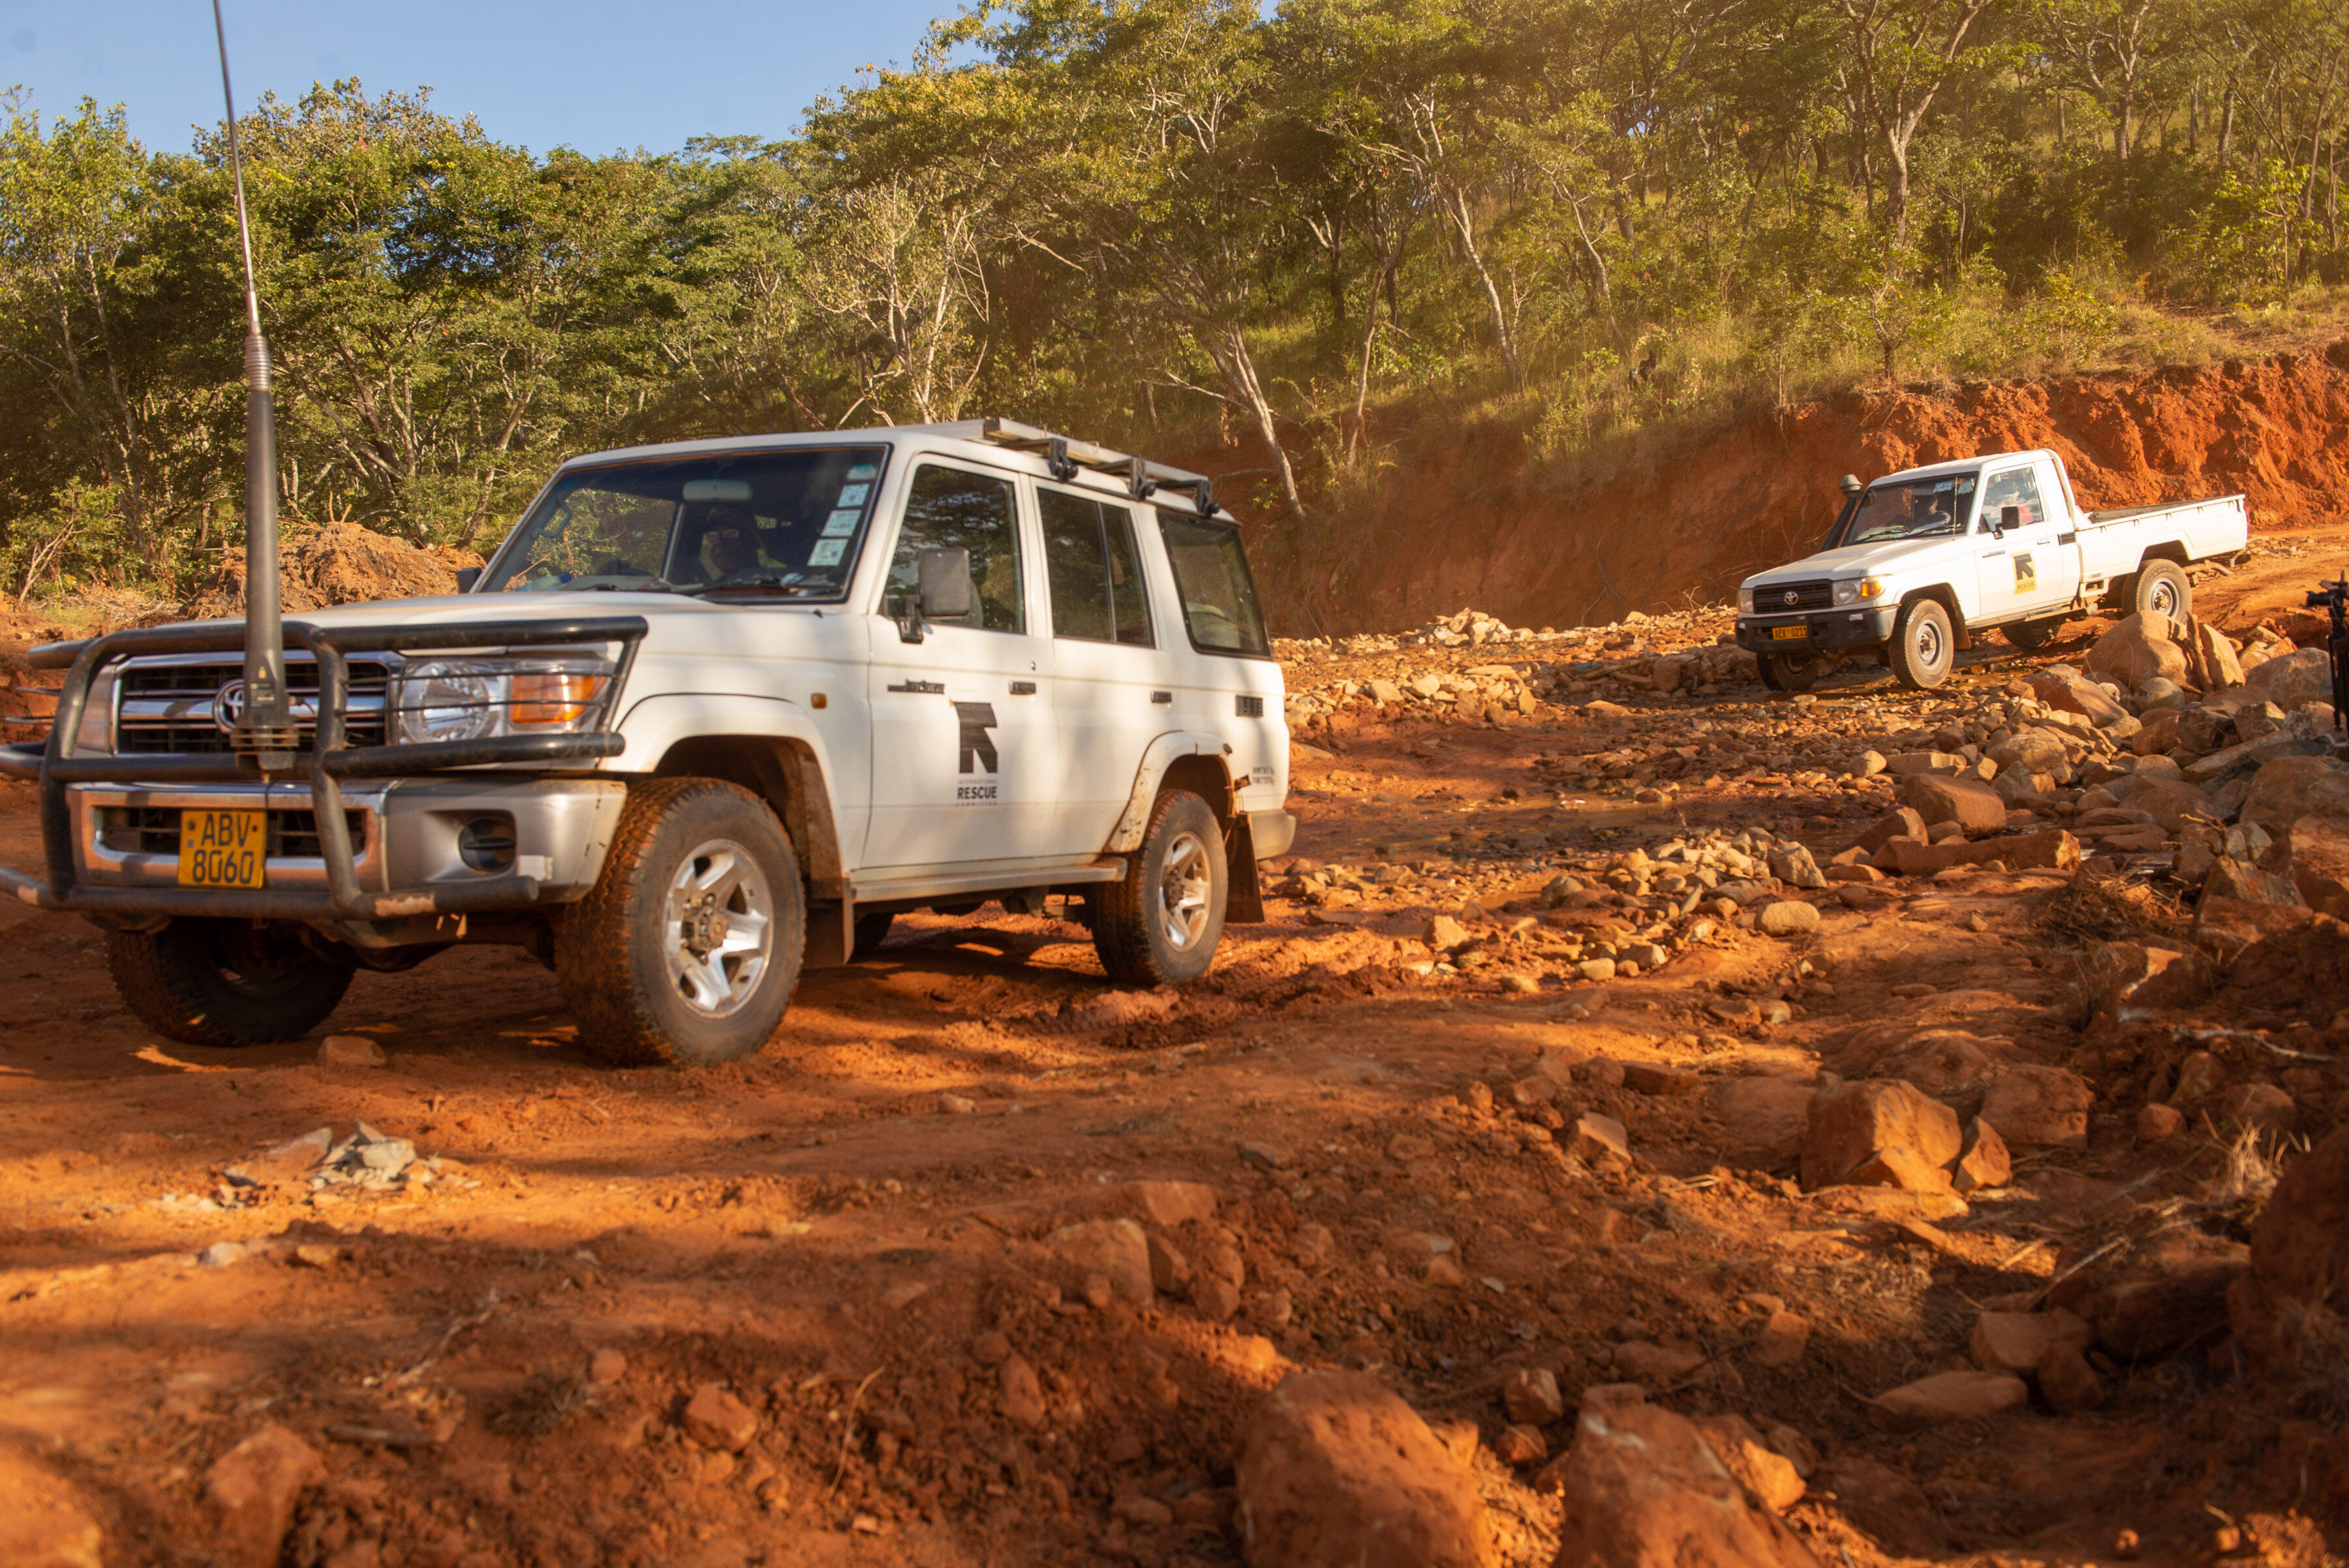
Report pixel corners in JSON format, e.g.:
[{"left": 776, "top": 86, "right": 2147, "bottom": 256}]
[
  {"left": 485, "top": 446, "right": 889, "bottom": 598},
  {"left": 1843, "top": 474, "right": 1976, "bottom": 545}
]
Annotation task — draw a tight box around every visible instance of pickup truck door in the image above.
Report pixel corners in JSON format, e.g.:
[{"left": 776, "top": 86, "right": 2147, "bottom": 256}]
[
  {"left": 863, "top": 458, "right": 1062, "bottom": 872},
  {"left": 1974, "top": 459, "right": 2082, "bottom": 621}
]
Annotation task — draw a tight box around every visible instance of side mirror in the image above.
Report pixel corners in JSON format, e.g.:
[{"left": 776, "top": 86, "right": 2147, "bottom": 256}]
[
  {"left": 453, "top": 566, "right": 482, "bottom": 592},
  {"left": 899, "top": 547, "right": 974, "bottom": 642},
  {"left": 1997, "top": 504, "right": 2021, "bottom": 537},
  {"left": 1839, "top": 474, "right": 1864, "bottom": 497}
]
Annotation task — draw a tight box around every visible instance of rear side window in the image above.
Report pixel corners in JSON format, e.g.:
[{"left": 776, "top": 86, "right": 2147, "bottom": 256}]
[
  {"left": 1158, "top": 512, "right": 1270, "bottom": 657},
  {"left": 1041, "top": 488, "right": 1155, "bottom": 647},
  {"left": 885, "top": 464, "right": 1024, "bottom": 633}
]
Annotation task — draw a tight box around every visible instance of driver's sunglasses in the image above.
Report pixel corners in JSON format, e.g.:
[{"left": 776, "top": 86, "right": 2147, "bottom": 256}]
[{"left": 709, "top": 528, "right": 746, "bottom": 542}]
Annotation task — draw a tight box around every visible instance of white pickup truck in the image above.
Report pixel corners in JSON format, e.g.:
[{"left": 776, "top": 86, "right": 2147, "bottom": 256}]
[
  {"left": 1734, "top": 448, "right": 2249, "bottom": 691},
  {"left": 1, "top": 419, "right": 1293, "bottom": 1067}
]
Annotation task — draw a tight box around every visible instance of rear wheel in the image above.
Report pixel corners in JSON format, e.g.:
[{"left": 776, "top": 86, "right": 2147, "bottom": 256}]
[
  {"left": 1889, "top": 598, "right": 1955, "bottom": 689},
  {"left": 556, "top": 777, "right": 804, "bottom": 1067},
  {"left": 107, "top": 919, "right": 354, "bottom": 1047},
  {"left": 2004, "top": 616, "right": 2065, "bottom": 651},
  {"left": 2132, "top": 560, "right": 2190, "bottom": 622},
  {"left": 1092, "top": 790, "right": 1227, "bottom": 987}
]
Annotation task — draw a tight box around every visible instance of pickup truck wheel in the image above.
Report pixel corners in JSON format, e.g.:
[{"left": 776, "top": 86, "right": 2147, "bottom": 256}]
[
  {"left": 1889, "top": 598, "right": 1955, "bottom": 688},
  {"left": 1092, "top": 790, "right": 1227, "bottom": 987},
  {"left": 1759, "top": 653, "right": 1822, "bottom": 693},
  {"left": 106, "top": 919, "right": 354, "bottom": 1047},
  {"left": 2004, "top": 616, "right": 2064, "bottom": 651},
  {"left": 2133, "top": 561, "right": 2190, "bottom": 621},
  {"left": 556, "top": 778, "right": 804, "bottom": 1068}
]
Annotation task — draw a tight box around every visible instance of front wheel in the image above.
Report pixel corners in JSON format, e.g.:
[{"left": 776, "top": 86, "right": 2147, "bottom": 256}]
[
  {"left": 555, "top": 777, "right": 805, "bottom": 1067},
  {"left": 1758, "top": 653, "right": 1824, "bottom": 693},
  {"left": 107, "top": 919, "right": 354, "bottom": 1047},
  {"left": 1889, "top": 598, "right": 1956, "bottom": 689},
  {"left": 1092, "top": 790, "right": 1227, "bottom": 987}
]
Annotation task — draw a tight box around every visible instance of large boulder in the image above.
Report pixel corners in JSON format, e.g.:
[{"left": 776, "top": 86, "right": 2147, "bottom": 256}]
[
  {"left": 1978, "top": 1065, "right": 2094, "bottom": 1148},
  {"left": 2085, "top": 613, "right": 2190, "bottom": 690},
  {"left": 2241, "top": 647, "right": 2333, "bottom": 711},
  {"left": 2185, "top": 620, "right": 2247, "bottom": 691},
  {"left": 1544, "top": 1403, "right": 1822, "bottom": 1568},
  {"left": 1236, "top": 1371, "right": 1494, "bottom": 1568},
  {"left": 2239, "top": 756, "right": 2349, "bottom": 836},
  {"left": 2121, "top": 778, "right": 2217, "bottom": 832},
  {"left": 2272, "top": 812, "right": 2349, "bottom": 917},
  {"left": 2230, "top": 1121, "right": 2349, "bottom": 1373},
  {"left": 1802, "top": 1079, "right": 1961, "bottom": 1192},
  {"left": 2029, "top": 666, "right": 2128, "bottom": 727},
  {"left": 205, "top": 1424, "right": 324, "bottom": 1568},
  {"left": 1897, "top": 774, "right": 2007, "bottom": 835}
]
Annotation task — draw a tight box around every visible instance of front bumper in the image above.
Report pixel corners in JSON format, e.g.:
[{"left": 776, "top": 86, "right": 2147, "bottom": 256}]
[
  {"left": 0, "top": 612, "right": 647, "bottom": 923},
  {"left": 67, "top": 778, "right": 624, "bottom": 902},
  {"left": 1736, "top": 605, "right": 1899, "bottom": 655}
]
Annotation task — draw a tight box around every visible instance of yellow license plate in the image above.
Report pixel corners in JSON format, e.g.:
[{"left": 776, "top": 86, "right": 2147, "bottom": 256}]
[
  {"left": 1771, "top": 625, "right": 1809, "bottom": 641},
  {"left": 177, "top": 809, "right": 267, "bottom": 889}
]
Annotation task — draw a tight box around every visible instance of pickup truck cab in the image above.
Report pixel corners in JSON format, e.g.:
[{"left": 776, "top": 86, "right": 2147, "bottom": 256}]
[
  {"left": 1734, "top": 448, "right": 2248, "bottom": 690},
  {"left": 1, "top": 419, "right": 1293, "bottom": 1067}
]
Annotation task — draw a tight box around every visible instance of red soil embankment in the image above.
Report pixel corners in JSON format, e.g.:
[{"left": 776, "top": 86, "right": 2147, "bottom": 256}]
[{"left": 1225, "top": 341, "right": 2349, "bottom": 636}]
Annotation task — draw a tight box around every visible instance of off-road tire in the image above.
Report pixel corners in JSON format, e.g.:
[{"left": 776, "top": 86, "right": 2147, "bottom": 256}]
[
  {"left": 555, "top": 777, "right": 804, "bottom": 1068},
  {"left": 106, "top": 919, "right": 354, "bottom": 1047},
  {"left": 2132, "top": 560, "right": 2191, "bottom": 622},
  {"left": 2004, "top": 616, "right": 2065, "bottom": 651},
  {"left": 1889, "top": 598, "right": 1956, "bottom": 689},
  {"left": 1092, "top": 790, "right": 1227, "bottom": 987},
  {"left": 850, "top": 911, "right": 895, "bottom": 962},
  {"left": 1759, "top": 653, "right": 1823, "bottom": 693}
]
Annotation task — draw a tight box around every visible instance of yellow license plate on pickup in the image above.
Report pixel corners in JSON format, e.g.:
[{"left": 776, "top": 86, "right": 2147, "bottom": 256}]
[
  {"left": 177, "top": 809, "right": 266, "bottom": 889},
  {"left": 1771, "top": 625, "right": 1809, "bottom": 641}
]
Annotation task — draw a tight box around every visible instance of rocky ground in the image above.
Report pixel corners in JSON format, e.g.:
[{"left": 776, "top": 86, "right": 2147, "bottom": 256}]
[{"left": 3, "top": 530, "right": 2348, "bottom": 1568}]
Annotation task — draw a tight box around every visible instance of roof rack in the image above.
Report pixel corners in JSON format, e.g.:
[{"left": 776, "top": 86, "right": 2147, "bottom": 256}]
[{"left": 973, "top": 418, "right": 1221, "bottom": 516}]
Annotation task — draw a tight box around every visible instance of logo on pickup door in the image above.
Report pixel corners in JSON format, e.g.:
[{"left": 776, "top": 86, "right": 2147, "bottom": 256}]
[
  {"left": 2013, "top": 553, "right": 2036, "bottom": 592},
  {"left": 951, "top": 701, "right": 1000, "bottom": 801}
]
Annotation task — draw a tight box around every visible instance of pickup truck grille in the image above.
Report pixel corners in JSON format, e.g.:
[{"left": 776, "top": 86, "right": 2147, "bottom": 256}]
[
  {"left": 114, "top": 658, "right": 393, "bottom": 755},
  {"left": 96, "top": 805, "right": 368, "bottom": 858},
  {"left": 1757, "top": 580, "right": 1835, "bottom": 612}
]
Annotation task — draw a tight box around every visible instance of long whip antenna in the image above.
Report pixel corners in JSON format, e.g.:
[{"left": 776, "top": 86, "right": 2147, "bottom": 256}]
[{"left": 211, "top": 0, "right": 293, "bottom": 771}]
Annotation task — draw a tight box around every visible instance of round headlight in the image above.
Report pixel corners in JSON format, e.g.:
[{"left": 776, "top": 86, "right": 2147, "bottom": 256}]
[{"left": 398, "top": 661, "right": 496, "bottom": 744}]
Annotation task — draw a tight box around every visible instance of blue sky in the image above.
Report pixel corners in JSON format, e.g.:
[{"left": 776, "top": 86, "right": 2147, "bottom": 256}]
[{"left": 1, "top": 0, "right": 968, "bottom": 154}]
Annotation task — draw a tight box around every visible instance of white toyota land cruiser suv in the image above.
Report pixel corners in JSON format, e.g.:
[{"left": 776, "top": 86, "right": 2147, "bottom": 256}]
[{"left": 1, "top": 420, "right": 1294, "bottom": 1066}]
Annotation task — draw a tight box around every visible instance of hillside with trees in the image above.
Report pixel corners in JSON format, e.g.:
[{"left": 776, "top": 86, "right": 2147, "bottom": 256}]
[{"left": 1, "top": 0, "right": 2343, "bottom": 626}]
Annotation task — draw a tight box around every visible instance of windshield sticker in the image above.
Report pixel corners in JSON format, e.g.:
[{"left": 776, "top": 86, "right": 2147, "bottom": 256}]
[
  {"left": 837, "top": 484, "right": 870, "bottom": 506},
  {"left": 808, "top": 538, "right": 848, "bottom": 567},
  {"left": 821, "top": 510, "right": 861, "bottom": 537},
  {"left": 847, "top": 464, "right": 878, "bottom": 480},
  {"left": 1956, "top": 476, "right": 1976, "bottom": 493}
]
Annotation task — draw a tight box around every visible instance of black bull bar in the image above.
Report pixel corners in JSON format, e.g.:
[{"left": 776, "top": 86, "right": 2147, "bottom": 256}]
[{"left": 0, "top": 615, "right": 647, "bottom": 921}]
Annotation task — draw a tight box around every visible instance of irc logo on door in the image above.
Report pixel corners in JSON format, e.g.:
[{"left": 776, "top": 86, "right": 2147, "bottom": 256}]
[
  {"left": 951, "top": 701, "right": 999, "bottom": 801},
  {"left": 2012, "top": 553, "right": 2036, "bottom": 593}
]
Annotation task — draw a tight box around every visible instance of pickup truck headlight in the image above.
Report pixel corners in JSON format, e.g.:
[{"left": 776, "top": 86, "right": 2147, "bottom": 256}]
[
  {"left": 395, "top": 656, "right": 615, "bottom": 745},
  {"left": 1738, "top": 585, "right": 1757, "bottom": 616},
  {"left": 1834, "top": 578, "right": 1885, "bottom": 606}
]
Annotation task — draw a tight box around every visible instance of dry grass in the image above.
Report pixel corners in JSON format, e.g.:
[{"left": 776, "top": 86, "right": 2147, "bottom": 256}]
[
  {"left": 484, "top": 1372, "right": 596, "bottom": 1439},
  {"left": 2040, "top": 865, "right": 2188, "bottom": 945}
]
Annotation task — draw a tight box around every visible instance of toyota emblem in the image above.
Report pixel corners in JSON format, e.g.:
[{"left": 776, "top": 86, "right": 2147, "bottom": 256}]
[
  {"left": 212, "top": 679, "right": 249, "bottom": 733},
  {"left": 1781, "top": 590, "right": 1798, "bottom": 607}
]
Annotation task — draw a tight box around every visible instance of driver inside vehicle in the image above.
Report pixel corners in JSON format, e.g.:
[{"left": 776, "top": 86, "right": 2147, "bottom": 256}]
[{"left": 692, "top": 506, "right": 773, "bottom": 582}]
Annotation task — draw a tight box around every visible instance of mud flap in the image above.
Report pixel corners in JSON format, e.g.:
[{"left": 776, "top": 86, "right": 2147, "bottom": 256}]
[
  {"left": 1223, "top": 814, "right": 1265, "bottom": 925},
  {"left": 802, "top": 896, "right": 853, "bottom": 970}
]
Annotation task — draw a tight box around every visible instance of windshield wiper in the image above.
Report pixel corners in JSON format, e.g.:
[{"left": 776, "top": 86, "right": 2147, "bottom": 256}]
[{"left": 585, "top": 577, "right": 677, "bottom": 592}]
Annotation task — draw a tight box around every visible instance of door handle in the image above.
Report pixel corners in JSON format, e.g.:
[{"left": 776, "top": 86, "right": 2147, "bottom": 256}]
[
  {"left": 886, "top": 680, "right": 945, "bottom": 694},
  {"left": 1150, "top": 690, "right": 1174, "bottom": 705},
  {"left": 1009, "top": 681, "right": 1037, "bottom": 696}
]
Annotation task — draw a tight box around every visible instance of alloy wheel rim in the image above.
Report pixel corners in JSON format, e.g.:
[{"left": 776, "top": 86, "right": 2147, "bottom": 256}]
[
  {"left": 664, "top": 837, "right": 773, "bottom": 1017},
  {"left": 1158, "top": 829, "right": 1213, "bottom": 952}
]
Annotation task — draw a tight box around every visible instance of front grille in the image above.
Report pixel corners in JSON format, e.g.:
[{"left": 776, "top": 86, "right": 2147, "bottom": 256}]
[
  {"left": 114, "top": 657, "right": 393, "bottom": 754},
  {"left": 97, "top": 806, "right": 368, "bottom": 859},
  {"left": 1759, "top": 580, "right": 1834, "bottom": 612}
]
